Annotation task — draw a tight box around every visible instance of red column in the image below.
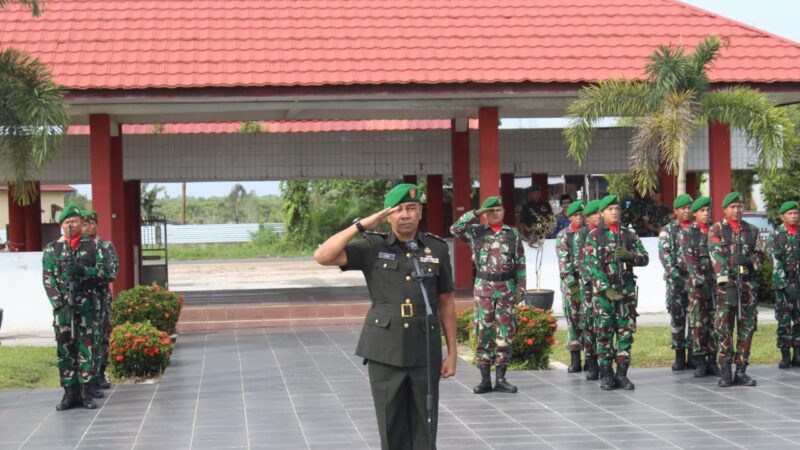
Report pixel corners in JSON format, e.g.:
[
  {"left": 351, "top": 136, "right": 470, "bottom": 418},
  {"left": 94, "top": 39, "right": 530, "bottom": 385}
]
[
  {"left": 451, "top": 121, "right": 473, "bottom": 289},
  {"left": 531, "top": 173, "right": 549, "bottom": 201},
  {"left": 500, "top": 173, "right": 516, "bottom": 226},
  {"left": 124, "top": 180, "right": 142, "bottom": 287},
  {"left": 403, "top": 175, "right": 418, "bottom": 184},
  {"left": 425, "top": 174, "right": 444, "bottom": 236},
  {"left": 659, "top": 164, "right": 677, "bottom": 207},
  {"left": 709, "top": 123, "right": 732, "bottom": 221},
  {"left": 23, "top": 181, "right": 42, "bottom": 251},
  {"left": 479, "top": 107, "right": 500, "bottom": 202},
  {"left": 685, "top": 172, "right": 698, "bottom": 199},
  {"left": 6, "top": 186, "right": 26, "bottom": 252},
  {"left": 110, "top": 126, "right": 131, "bottom": 292}
]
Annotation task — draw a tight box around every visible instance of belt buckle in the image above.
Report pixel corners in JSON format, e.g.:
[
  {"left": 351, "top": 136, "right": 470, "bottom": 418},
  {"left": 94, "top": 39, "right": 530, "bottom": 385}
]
[{"left": 401, "top": 303, "right": 414, "bottom": 318}]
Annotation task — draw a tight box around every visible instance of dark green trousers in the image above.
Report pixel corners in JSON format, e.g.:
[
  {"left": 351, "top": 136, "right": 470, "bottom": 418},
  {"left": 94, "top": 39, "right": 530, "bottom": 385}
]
[{"left": 368, "top": 360, "right": 441, "bottom": 450}]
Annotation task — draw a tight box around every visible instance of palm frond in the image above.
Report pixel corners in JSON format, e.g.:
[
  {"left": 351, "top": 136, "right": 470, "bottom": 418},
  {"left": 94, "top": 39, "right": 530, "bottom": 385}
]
[
  {"left": 645, "top": 44, "right": 689, "bottom": 98},
  {"left": 629, "top": 117, "right": 662, "bottom": 196},
  {"left": 657, "top": 90, "right": 699, "bottom": 175},
  {"left": 684, "top": 35, "right": 722, "bottom": 97},
  {"left": 0, "top": 0, "right": 43, "bottom": 16}
]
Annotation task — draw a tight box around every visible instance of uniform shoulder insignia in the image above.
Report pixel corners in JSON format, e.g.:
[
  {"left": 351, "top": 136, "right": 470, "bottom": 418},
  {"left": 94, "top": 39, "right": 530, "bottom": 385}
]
[
  {"left": 423, "top": 232, "right": 446, "bottom": 243},
  {"left": 365, "top": 231, "right": 389, "bottom": 238}
]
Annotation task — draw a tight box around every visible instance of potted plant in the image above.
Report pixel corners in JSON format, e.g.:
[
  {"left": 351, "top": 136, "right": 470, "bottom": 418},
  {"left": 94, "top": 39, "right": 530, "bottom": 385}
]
[{"left": 523, "top": 214, "right": 555, "bottom": 310}]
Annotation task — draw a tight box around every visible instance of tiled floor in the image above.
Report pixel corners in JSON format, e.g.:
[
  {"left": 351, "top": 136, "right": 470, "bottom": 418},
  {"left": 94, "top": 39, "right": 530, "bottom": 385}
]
[{"left": 2, "top": 327, "right": 799, "bottom": 450}]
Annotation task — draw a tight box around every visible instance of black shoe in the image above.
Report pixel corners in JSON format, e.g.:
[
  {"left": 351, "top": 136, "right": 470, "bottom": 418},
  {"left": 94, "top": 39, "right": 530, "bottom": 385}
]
[
  {"left": 706, "top": 354, "right": 720, "bottom": 376},
  {"left": 734, "top": 365, "right": 756, "bottom": 386},
  {"left": 685, "top": 348, "right": 697, "bottom": 370},
  {"left": 80, "top": 384, "right": 97, "bottom": 409},
  {"left": 672, "top": 349, "right": 686, "bottom": 371},
  {"left": 718, "top": 362, "right": 733, "bottom": 387},
  {"left": 585, "top": 355, "right": 599, "bottom": 381},
  {"left": 473, "top": 365, "right": 493, "bottom": 394},
  {"left": 97, "top": 368, "right": 111, "bottom": 390},
  {"left": 693, "top": 355, "right": 708, "bottom": 378},
  {"left": 793, "top": 346, "right": 800, "bottom": 367},
  {"left": 568, "top": 351, "right": 582, "bottom": 373},
  {"left": 600, "top": 365, "right": 616, "bottom": 390},
  {"left": 55, "top": 386, "right": 78, "bottom": 411},
  {"left": 615, "top": 363, "right": 635, "bottom": 390},
  {"left": 494, "top": 365, "right": 518, "bottom": 393},
  {"left": 779, "top": 348, "right": 792, "bottom": 369},
  {"left": 90, "top": 380, "right": 104, "bottom": 399}
]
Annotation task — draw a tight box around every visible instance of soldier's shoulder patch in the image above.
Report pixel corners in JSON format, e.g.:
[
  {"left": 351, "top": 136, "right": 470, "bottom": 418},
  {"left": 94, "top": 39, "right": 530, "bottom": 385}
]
[{"left": 423, "top": 232, "right": 446, "bottom": 243}]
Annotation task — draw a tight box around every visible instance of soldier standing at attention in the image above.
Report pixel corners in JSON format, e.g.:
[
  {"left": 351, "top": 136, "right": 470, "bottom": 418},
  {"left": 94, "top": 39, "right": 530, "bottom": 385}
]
[
  {"left": 642, "top": 191, "right": 673, "bottom": 237},
  {"left": 658, "top": 194, "right": 695, "bottom": 371},
  {"left": 709, "top": 192, "right": 764, "bottom": 387},
  {"left": 451, "top": 196, "right": 526, "bottom": 394},
  {"left": 585, "top": 195, "right": 649, "bottom": 390},
  {"left": 81, "top": 210, "right": 118, "bottom": 396},
  {"left": 314, "top": 183, "right": 457, "bottom": 450},
  {"left": 556, "top": 200, "right": 585, "bottom": 373},
  {"left": 576, "top": 199, "right": 602, "bottom": 380},
  {"left": 680, "top": 196, "right": 720, "bottom": 377},
  {"left": 766, "top": 201, "right": 800, "bottom": 369},
  {"left": 42, "top": 204, "right": 111, "bottom": 411},
  {"left": 519, "top": 184, "right": 554, "bottom": 241}
]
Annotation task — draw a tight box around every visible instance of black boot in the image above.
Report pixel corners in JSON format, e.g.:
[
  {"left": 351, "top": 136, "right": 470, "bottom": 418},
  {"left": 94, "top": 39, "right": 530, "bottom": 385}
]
[
  {"left": 706, "top": 353, "right": 720, "bottom": 376},
  {"left": 671, "top": 348, "right": 686, "bottom": 371},
  {"left": 80, "top": 384, "right": 97, "bottom": 409},
  {"left": 585, "top": 355, "right": 599, "bottom": 381},
  {"left": 600, "top": 365, "right": 616, "bottom": 390},
  {"left": 90, "top": 379, "right": 104, "bottom": 399},
  {"left": 615, "top": 363, "right": 635, "bottom": 390},
  {"left": 473, "top": 365, "right": 493, "bottom": 394},
  {"left": 779, "top": 348, "right": 792, "bottom": 369},
  {"left": 494, "top": 365, "right": 518, "bottom": 393},
  {"left": 97, "top": 366, "right": 111, "bottom": 389},
  {"left": 568, "top": 351, "right": 582, "bottom": 373},
  {"left": 55, "top": 386, "right": 77, "bottom": 411},
  {"left": 693, "top": 355, "right": 708, "bottom": 378},
  {"left": 794, "top": 346, "right": 800, "bottom": 367},
  {"left": 718, "top": 362, "right": 733, "bottom": 387},
  {"left": 685, "top": 348, "right": 696, "bottom": 370},
  {"left": 734, "top": 365, "right": 757, "bottom": 386}
]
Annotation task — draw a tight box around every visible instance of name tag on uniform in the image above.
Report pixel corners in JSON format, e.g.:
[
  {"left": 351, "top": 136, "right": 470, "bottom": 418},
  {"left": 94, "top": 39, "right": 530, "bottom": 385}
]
[
  {"left": 420, "top": 256, "right": 439, "bottom": 264},
  {"left": 378, "top": 252, "right": 396, "bottom": 260}
]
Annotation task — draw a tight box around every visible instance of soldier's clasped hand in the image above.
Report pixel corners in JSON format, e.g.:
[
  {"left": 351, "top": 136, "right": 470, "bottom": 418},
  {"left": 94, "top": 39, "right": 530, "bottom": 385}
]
[{"left": 614, "top": 247, "right": 635, "bottom": 261}]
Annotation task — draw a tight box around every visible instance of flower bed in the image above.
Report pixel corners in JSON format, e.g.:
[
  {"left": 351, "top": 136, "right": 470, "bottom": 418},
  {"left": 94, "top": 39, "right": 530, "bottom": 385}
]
[
  {"left": 108, "top": 321, "right": 173, "bottom": 378},
  {"left": 111, "top": 284, "right": 183, "bottom": 335}
]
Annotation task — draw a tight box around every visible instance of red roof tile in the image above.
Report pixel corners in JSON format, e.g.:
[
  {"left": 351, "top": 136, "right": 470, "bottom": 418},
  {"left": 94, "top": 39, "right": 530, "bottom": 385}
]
[
  {"left": 2, "top": 0, "right": 800, "bottom": 90},
  {"left": 1, "top": 185, "right": 75, "bottom": 192}
]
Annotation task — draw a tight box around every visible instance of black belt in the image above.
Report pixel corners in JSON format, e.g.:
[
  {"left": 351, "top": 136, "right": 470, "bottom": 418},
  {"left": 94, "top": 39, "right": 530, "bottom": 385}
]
[{"left": 476, "top": 271, "right": 515, "bottom": 281}]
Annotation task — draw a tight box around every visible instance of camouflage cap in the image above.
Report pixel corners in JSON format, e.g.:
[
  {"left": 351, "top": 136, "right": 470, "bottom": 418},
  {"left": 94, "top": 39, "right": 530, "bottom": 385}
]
[
  {"left": 779, "top": 200, "right": 799, "bottom": 214},
  {"left": 81, "top": 209, "right": 98, "bottom": 223},
  {"left": 566, "top": 200, "right": 584, "bottom": 217},
  {"left": 598, "top": 194, "right": 618, "bottom": 212},
  {"left": 673, "top": 194, "right": 693, "bottom": 209},
  {"left": 58, "top": 203, "right": 82, "bottom": 224},
  {"left": 691, "top": 196, "right": 711, "bottom": 213},
  {"left": 583, "top": 199, "right": 601, "bottom": 216},
  {"left": 479, "top": 196, "right": 502, "bottom": 210},
  {"left": 721, "top": 191, "right": 743, "bottom": 208},
  {"left": 384, "top": 183, "right": 421, "bottom": 209}
]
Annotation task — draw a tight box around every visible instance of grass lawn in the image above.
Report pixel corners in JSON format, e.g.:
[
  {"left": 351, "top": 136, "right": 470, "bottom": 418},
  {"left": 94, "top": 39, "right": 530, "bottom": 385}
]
[
  {"left": 0, "top": 347, "right": 60, "bottom": 389},
  {"left": 152, "top": 243, "right": 312, "bottom": 261},
  {"left": 550, "top": 324, "right": 783, "bottom": 368}
]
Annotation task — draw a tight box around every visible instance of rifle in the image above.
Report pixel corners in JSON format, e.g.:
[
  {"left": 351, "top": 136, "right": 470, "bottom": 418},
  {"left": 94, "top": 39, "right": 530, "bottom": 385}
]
[
  {"left": 732, "top": 225, "right": 745, "bottom": 320},
  {"left": 66, "top": 225, "right": 76, "bottom": 344}
]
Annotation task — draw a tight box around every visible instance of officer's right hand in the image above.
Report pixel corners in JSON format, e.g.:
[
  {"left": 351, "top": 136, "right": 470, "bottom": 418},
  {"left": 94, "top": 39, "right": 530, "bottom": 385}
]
[
  {"left": 361, "top": 206, "right": 399, "bottom": 230},
  {"left": 605, "top": 288, "right": 623, "bottom": 302},
  {"left": 784, "top": 285, "right": 799, "bottom": 299},
  {"left": 475, "top": 208, "right": 489, "bottom": 216},
  {"left": 65, "top": 261, "right": 84, "bottom": 278}
]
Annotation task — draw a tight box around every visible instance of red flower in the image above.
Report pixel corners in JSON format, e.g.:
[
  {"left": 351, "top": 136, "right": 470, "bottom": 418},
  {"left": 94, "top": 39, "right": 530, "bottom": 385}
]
[
  {"left": 115, "top": 355, "right": 124, "bottom": 362},
  {"left": 520, "top": 305, "right": 530, "bottom": 312},
  {"left": 526, "top": 338, "right": 534, "bottom": 346},
  {"left": 520, "top": 316, "right": 529, "bottom": 323},
  {"left": 550, "top": 323, "right": 557, "bottom": 329},
  {"left": 164, "top": 312, "right": 170, "bottom": 318}
]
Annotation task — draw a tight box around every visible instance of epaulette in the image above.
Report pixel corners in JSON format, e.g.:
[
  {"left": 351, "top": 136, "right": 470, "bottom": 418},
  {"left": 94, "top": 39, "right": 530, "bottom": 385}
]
[
  {"left": 423, "top": 232, "right": 446, "bottom": 243},
  {"left": 365, "top": 231, "right": 389, "bottom": 238}
]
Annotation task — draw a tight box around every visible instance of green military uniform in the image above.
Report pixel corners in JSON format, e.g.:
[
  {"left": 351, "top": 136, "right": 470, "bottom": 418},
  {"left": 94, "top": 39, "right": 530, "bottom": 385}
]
[
  {"left": 342, "top": 184, "right": 454, "bottom": 450},
  {"left": 575, "top": 200, "right": 601, "bottom": 380},
  {"left": 765, "top": 201, "right": 800, "bottom": 368},
  {"left": 555, "top": 200, "right": 585, "bottom": 373}
]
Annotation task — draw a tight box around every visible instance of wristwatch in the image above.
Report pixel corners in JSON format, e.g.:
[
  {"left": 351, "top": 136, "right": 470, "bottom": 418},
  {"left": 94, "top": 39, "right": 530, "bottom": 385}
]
[{"left": 352, "top": 217, "right": 366, "bottom": 233}]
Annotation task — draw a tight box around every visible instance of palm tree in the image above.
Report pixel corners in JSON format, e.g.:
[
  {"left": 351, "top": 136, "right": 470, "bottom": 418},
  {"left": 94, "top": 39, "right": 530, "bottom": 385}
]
[
  {"left": 564, "top": 35, "right": 793, "bottom": 195},
  {"left": 1, "top": 0, "right": 69, "bottom": 204}
]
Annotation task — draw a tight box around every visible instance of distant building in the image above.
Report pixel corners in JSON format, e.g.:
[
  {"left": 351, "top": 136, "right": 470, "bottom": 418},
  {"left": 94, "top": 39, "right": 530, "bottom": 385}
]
[{"left": 1, "top": 185, "right": 77, "bottom": 228}]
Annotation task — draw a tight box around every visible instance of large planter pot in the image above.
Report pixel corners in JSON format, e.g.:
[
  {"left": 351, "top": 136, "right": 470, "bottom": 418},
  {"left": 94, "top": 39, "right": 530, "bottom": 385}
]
[{"left": 524, "top": 289, "right": 554, "bottom": 311}]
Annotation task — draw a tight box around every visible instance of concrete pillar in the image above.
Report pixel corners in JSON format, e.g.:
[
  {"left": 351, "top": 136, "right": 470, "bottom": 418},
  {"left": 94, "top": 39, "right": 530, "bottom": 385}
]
[
  {"left": 124, "top": 180, "right": 142, "bottom": 287},
  {"left": 659, "top": 164, "right": 677, "bottom": 206},
  {"left": 451, "top": 120, "right": 473, "bottom": 289},
  {"left": 478, "top": 107, "right": 500, "bottom": 200},
  {"left": 709, "top": 123, "right": 732, "bottom": 221},
  {"left": 403, "top": 175, "right": 418, "bottom": 185},
  {"left": 500, "top": 173, "right": 516, "bottom": 225},
  {"left": 425, "top": 174, "right": 444, "bottom": 236},
  {"left": 6, "top": 185, "right": 27, "bottom": 252},
  {"left": 685, "top": 172, "right": 699, "bottom": 199},
  {"left": 23, "top": 181, "right": 42, "bottom": 251},
  {"left": 531, "top": 173, "right": 548, "bottom": 201}
]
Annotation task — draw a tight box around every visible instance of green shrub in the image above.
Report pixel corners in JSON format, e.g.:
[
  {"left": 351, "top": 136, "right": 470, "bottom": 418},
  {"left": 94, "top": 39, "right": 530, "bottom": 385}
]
[
  {"left": 108, "top": 321, "right": 173, "bottom": 378},
  {"left": 112, "top": 284, "right": 183, "bottom": 334},
  {"left": 456, "top": 307, "right": 473, "bottom": 344},
  {"left": 757, "top": 259, "right": 774, "bottom": 306}
]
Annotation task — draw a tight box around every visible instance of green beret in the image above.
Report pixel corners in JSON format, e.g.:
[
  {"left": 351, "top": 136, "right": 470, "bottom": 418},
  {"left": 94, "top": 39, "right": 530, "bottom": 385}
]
[
  {"left": 673, "top": 194, "right": 693, "bottom": 209},
  {"left": 58, "top": 203, "right": 82, "bottom": 224},
  {"left": 721, "top": 191, "right": 743, "bottom": 208},
  {"left": 480, "top": 196, "right": 502, "bottom": 210},
  {"left": 528, "top": 183, "right": 541, "bottom": 192},
  {"left": 384, "top": 183, "right": 421, "bottom": 208},
  {"left": 81, "top": 209, "right": 98, "bottom": 223},
  {"left": 598, "top": 194, "right": 618, "bottom": 212},
  {"left": 566, "top": 200, "right": 584, "bottom": 217},
  {"left": 780, "top": 200, "right": 799, "bottom": 214},
  {"left": 691, "top": 196, "right": 711, "bottom": 213},
  {"left": 583, "top": 200, "right": 601, "bottom": 216}
]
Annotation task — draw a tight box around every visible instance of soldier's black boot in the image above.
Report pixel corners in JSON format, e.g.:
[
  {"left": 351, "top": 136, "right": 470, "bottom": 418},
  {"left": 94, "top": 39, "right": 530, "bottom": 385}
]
[
  {"left": 615, "top": 363, "right": 635, "bottom": 390},
  {"left": 685, "top": 348, "right": 696, "bottom": 370},
  {"left": 793, "top": 346, "right": 800, "bottom": 367},
  {"left": 734, "top": 365, "right": 757, "bottom": 386},
  {"left": 473, "top": 365, "right": 493, "bottom": 394},
  {"left": 494, "top": 365, "right": 518, "bottom": 393},
  {"left": 90, "top": 379, "right": 104, "bottom": 399},
  {"left": 585, "top": 355, "right": 599, "bottom": 381},
  {"left": 55, "top": 386, "right": 77, "bottom": 411},
  {"left": 671, "top": 348, "right": 686, "bottom": 371},
  {"left": 97, "top": 366, "right": 111, "bottom": 389},
  {"left": 600, "top": 365, "right": 616, "bottom": 390},
  {"left": 707, "top": 353, "right": 720, "bottom": 376},
  {"left": 80, "top": 384, "right": 97, "bottom": 409},
  {"left": 568, "top": 351, "right": 582, "bottom": 373},
  {"left": 718, "top": 362, "right": 733, "bottom": 387},
  {"left": 693, "top": 355, "right": 708, "bottom": 378},
  {"left": 779, "top": 348, "right": 792, "bottom": 369}
]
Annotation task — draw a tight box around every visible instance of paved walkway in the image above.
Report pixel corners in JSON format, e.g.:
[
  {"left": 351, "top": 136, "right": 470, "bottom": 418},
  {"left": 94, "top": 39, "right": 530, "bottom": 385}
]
[{"left": 2, "top": 327, "right": 800, "bottom": 450}]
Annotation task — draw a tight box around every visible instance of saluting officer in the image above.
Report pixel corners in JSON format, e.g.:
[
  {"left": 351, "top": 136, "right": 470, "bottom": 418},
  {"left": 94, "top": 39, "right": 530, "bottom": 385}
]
[{"left": 314, "top": 183, "right": 457, "bottom": 450}]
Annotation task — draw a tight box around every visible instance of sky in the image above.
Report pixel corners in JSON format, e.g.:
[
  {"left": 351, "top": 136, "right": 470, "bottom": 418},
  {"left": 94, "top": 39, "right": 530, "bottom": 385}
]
[{"left": 74, "top": 0, "right": 800, "bottom": 200}]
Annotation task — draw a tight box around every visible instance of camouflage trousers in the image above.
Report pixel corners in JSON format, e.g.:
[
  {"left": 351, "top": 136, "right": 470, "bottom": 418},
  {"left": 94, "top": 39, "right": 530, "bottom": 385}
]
[
  {"left": 594, "top": 292, "right": 637, "bottom": 367},
  {"left": 560, "top": 279, "right": 583, "bottom": 352},
  {"left": 52, "top": 299, "right": 95, "bottom": 387},
  {"left": 774, "top": 288, "right": 800, "bottom": 349},
  {"left": 92, "top": 289, "right": 113, "bottom": 374},
  {"left": 666, "top": 282, "right": 692, "bottom": 350},
  {"left": 714, "top": 281, "right": 758, "bottom": 366},
  {"left": 580, "top": 284, "right": 596, "bottom": 356},
  {"left": 473, "top": 292, "right": 516, "bottom": 366},
  {"left": 687, "top": 282, "right": 717, "bottom": 356}
]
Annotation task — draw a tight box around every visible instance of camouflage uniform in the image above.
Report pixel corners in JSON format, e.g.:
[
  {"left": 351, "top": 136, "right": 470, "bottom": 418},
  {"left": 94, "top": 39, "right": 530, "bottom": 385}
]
[
  {"left": 680, "top": 222, "right": 717, "bottom": 358},
  {"left": 585, "top": 224, "right": 649, "bottom": 368},
  {"left": 574, "top": 226, "right": 597, "bottom": 358},
  {"left": 642, "top": 203, "right": 672, "bottom": 237},
  {"left": 708, "top": 218, "right": 764, "bottom": 368},
  {"left": 556, "top": 225, "right": 582, "bottom": 352},
  {"left": 92, "top": 238, "right": 119, "bottom": 380},
  {"left": 42, "top": 235, "right": 111, "bottom": 388},
  {"left": 622, "top": 198, "right": 648, "bottom": 236},
  {"left": 451, "top": 210, "right": 526, "bottom": 366},
  {"left": 766, "top": 224, "right": 800, "bottom": 350},
  {"left": 658, "top": 221, "right": 692, "bottom": 352}
]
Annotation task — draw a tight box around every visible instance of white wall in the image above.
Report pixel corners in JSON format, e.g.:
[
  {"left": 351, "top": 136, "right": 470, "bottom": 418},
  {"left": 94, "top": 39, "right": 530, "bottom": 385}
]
[{"left": 0, "top": 252, "right": 53, "bottom": 334}]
